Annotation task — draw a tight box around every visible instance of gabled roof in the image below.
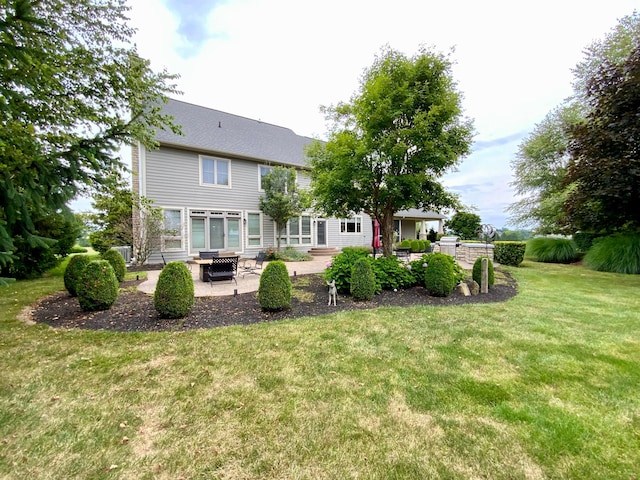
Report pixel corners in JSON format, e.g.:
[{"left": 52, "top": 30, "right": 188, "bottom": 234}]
[{"left": 154, "top": 98, "right": 316, "bottom": 167}]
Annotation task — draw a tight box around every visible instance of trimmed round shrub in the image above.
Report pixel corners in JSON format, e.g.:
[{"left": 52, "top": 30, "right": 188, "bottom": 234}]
[
  {"left": 350, "top": 257, "right": 376, "bottom": 301},
  {"left": 494, "top": 242, "right": 526, "bottom": 267},
  {"left": 472, "top": 256, "right": 495, "bottom": 288},
  {"left": 258, "top": 261, "right": 292, "bottom": 311},
  {"left": 324, "top": 247, "right": 370, "bottom": 293},
  {"left": 583, "top": 233, "right": 640, "bottom": 274},
  {"left": 101, "top": 249, "right": 126, "bottom": 282},
  {"left": 77, "top": 260, "right": 119, "bottom": 312},
  {"left": 64, "top": 254, "right": 92, "bottom": 297},
  {"left": 410, "top": 240, "right": 421, "bottom": 253},
  {"left": 423, "top": 252, "right": 456, "bottom": 297},
  {"left": 154, "top": 262, "right": 194, "bottom": 319},
  {"left": 526, "top": 237, "right": 579, "bottom": 263}
]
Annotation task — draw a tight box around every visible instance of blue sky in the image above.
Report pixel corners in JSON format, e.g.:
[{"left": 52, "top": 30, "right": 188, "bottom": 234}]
[{"left": 112, "top": 0, "right": 638, "bottom": 228}]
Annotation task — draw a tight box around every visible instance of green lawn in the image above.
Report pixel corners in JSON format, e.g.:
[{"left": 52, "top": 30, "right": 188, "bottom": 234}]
[{"left": 0, "top": 261, "right": 639, "bottom": 479}]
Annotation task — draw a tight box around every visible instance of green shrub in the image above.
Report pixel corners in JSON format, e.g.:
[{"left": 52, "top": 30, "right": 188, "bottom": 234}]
[
  {"left": 494, "top": 242, "right": 526, "bottom": 267},
  {"left": 77, "top": 260, "right": 119, "bottom": 312},
  {"left": 472, "top": 256, "right": 495, "bottom": 288},
  {"left": 422, "top": 240, "right": 432, "bottom": 252},
  {"left": 411, "top": 253, "right": 464, "bottom": 288},
  {"left": 325, "top": 248, "right": 370, "bottom": 293},
  {"left": 573, "top": 232, "right": 603, "bottom": 254},
  {"left": 526, "top": 237, "right": 579, "bottom": 264},
  {"left": 265, "top": 246, "right": 314, "bottom": 261},
  {"left": 350, "top": 258, "right": 376, "bottom": 301},
  {"left": 101, "top": 249, "right": 126, "bottom": 282},
  {"left": 428, "top": 228, "right": 438, "bottom": 243},
  {"left": 371, "top": 256, "right": 410, "bottom": 291},
  {"left": 399, "top": 239, "right": 412, "bottom": 248},
  {"left": 70, "top": 246, "right": 88, "bottom": 254},
  {"left": 410, "top": 240, "right": 421, "bottom": 253},
  {"left": 64, "top": 255, "right": 92, "bottom": 297},
  {"left": 583, "top": 233, "right": 640, "bottom": 274},
  {"left": 154, "top": 262, "right": 194, "bottom": 319},
  {"left": 423, "top": 253, "right": 456, "bottom": 297},
  {"left": 258, "top": 261, "right": 292, "bottom": 311}
]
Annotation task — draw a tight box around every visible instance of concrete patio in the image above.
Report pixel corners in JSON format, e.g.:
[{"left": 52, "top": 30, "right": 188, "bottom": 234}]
[{"left": 137, "top": 254, "right": 473, "bottom": 297}]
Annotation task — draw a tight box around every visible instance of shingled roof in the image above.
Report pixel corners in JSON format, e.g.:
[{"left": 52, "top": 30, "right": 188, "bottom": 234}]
[{"left": 154, "top": 98, "right": 316, "bottom": 167}]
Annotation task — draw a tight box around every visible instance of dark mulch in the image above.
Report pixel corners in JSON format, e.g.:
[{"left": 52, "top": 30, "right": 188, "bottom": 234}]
[{"left": 31, "top": 271, "right": 518, "bottom": 332}]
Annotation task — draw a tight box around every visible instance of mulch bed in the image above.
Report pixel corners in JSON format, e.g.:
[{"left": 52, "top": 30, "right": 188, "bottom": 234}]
[{"left": 31, "top": 271, "right": 518, "bottom": 332}]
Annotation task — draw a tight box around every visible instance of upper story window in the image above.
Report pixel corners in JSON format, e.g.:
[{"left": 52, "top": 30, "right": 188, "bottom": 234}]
[
  {"left": 340, "top": 217, "right": 362, "bottom": 234},
  {"left": 201, "top": 156, "right": 230, "bottom": 186},
  {"left": 258, "top": 165, "right": 272, "bottom": 190}
]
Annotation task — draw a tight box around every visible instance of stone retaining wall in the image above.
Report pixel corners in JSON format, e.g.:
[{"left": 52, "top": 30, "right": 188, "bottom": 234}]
[{"left": 433, "top": 242, "right": 494, "bottom": 263}]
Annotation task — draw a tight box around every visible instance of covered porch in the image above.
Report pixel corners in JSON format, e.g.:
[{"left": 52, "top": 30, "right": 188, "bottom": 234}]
[{"left": 394, "top": 208, "right": 447, "bottom": 241}]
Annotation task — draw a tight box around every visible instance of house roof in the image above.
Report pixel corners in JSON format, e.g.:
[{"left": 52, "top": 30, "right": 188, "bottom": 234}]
[
  {"left": 154, "top": 98, "right": 316, "bottom": 167},
  {"left": 396, "top": 208, "right": 447, "bottom": 221}
]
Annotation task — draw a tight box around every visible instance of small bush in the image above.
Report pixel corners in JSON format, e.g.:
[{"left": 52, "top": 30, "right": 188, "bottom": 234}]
[
  {"left": 411, "top": 253, "right": 464, "bottom": 288},
  {"left": 64, "top": 255, "right": 92, "bottom": 297},
  {"left": 494, "top": 242, "right": 526, "bottom": 267},
  {"left": 265, "top": 246, "right": 314, "bottom": 262},
  {"left": 526, "top": 237, "right": 579, "bottom": 263},
  {"left": 350, "top": 258, "right": 376, "bottom": 301},
  {"left": 424, "top": 253, "right": 456, "bottom": 297},
  {"left": 77, "top": 260, "right": 119, "bottom": 312},
  {"left": 428, "top": 228, "right": 438, "bottom": 243},
  {"left": 472, "top": 256, "right": 495, "bottom": 288},
  {"left": 101, "top": 249, "right": 126, "bottom": 282},
  {"left": 325, "top": 248, "right": 370, "bottom": 293},
  {"left": 258, "top": 261, "right": 292, "bottom": 311},
  {"left": 410, "top": 240, "right": 421, "bottom": 253},
  {"left": 399, "top": 239, "right": 412, "bottom": 249},
  {"left": 372, "top": 255, "right": 411, "bottom": 291},
  {"left": 583, "top": 233, "right": 640, "bottom": 274},
  {"left": 423, "top": 240, "right": 432, "bottom": 252},
  {"left": 154, "top": 262, "right": 194, "bottom": 318}
]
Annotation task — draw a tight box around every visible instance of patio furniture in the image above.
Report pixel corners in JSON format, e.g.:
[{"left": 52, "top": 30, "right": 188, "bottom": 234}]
[
  {"left": 240, "top": 251, "right": 266, "bottom": 277},
  {"left": 206, "top": 255, "right": 238, "bottom": 286},
  {"left": 199, "top": 250, "right": 219, "bottom": 260},
  {"left": 394, "top": 247, "right": 411, "bottom": 262}
]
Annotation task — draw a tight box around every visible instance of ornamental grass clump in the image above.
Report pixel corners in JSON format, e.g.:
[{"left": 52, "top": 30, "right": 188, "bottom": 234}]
[
  {"left": 583, "top": 233, "right": 640, "bottom": 274},
  {"left": 64, "top": 254, "right": 91, "bottom": 297},
  {"left": 423, "top": 252, "right": 456, "bottom": 297},
  {"left": 526, "top": 237, "right": 579, "bottom": 263},
  {"left": 258, "top": 260, "right": 292, "bottom": 311},
  {"left": 350, "top": 257, "right": 376, "bottom": 301},
  {"left": 77, "top": 260, "right": 119, "bottom": 312},
  {"left": 472, "top": 256, "right": 495, "bottom": 288},
  {"left": 101, "top": 248, "right": 126, "bottom": 282},
  {"left": 154, "top": 262, "right": 194, "bottom": 319}
]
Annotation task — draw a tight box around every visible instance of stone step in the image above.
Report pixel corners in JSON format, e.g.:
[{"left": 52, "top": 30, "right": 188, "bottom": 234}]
[{"left": 308, "top": 247, "right": 341, "bottom": 256}]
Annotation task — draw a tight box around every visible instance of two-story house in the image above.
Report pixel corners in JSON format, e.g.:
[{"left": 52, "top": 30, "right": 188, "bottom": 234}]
[{"left": 132, "top": 99, "right": 446, "bottom": 263}]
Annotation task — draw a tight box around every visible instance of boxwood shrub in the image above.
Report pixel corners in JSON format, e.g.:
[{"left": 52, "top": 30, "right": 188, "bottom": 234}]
[
  {"left": 324, "top": 247, "right": 370, "bottom": 293},
  {"left": 64, "top": 254, "right": 92, "bottom": 297},
  {"left": 258, "top": 260, "right": 292, "bottom": 311},
  {"left": 77, "top": 260, "right": 119, "bottom": 311},
  {"left": 154, "top": 262, "right": 194, "bottom": 319},
  {"left": 350, "top": 257, "right": 376, "bottom": 301},
  {"left": 494, "top": 241, "right": 526, "bottom": 266},
  {"left": 472, "top": 256, "right": 495, "bottom": 288},
  {"left": 101, "top": 248, "right": 126, "bottom": 282},
  {"left": 423, "top": 252, "right": 456, "bottom": 297}
]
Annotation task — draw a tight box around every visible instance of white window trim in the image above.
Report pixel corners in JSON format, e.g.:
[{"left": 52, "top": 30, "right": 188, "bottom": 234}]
[
  {"left": 276, "top": 215, "right": 313, "bottom": 246},
  {"left": 161, "top": 207, "right": 185, "bottom": 252},
  {"left": 258, "top": 165, "right": 272, "bottom": 192},
  {"left": 340, "top": 216, "right": 363, "bottom": 235},
  {"left": 246, "top": 211, "right": 263, "bottom": 248},
  {"left": 199, "top": 155, "right": 231, "bottom": 188}
]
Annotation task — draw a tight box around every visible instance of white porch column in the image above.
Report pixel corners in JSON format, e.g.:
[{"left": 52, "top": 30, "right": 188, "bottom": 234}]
[{"left": 419, "top": 221, "right": 427, "bottom": 240}]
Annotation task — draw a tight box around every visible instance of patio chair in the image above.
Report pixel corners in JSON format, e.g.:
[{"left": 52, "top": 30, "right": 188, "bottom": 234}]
[{"left": 240, "top": 251, "right": 266, "bottom": 277}]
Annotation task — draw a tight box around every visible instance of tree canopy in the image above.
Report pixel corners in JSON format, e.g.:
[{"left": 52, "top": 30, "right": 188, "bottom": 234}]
[
  {"left": 445, "top": 211, "right": 481, "bottom": 240},
  {"left": 564, "top": 42, "right": 640, "bottom": 233},
  {"left": 259, "top": 167, "right": 310, "bottom": 251},
  {"left": 0, "top": 0, "right": 180, "bottom": 268},
  {"left": 507, "top": 12, "right": 640, "bottom": 234},
  {"left": 308, "top": 46, "right": 474, "bottom": 256}
]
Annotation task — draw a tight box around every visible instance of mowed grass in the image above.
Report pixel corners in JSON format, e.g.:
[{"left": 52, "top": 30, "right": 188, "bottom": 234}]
[{"left": 0, "top": 261, "right": 639, "bottom": 479}]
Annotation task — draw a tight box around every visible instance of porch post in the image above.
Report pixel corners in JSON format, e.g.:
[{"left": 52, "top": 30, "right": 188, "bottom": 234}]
[{"left": 419, "top": 221, "right": 427, "bottom": 240}]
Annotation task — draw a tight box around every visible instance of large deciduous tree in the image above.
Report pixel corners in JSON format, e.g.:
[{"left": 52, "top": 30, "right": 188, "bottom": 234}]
[
  {"left": 308, "top": 46, "right": 474, "bottom": 257},
  {"left": 259, "top": 167, "right": 310, "bottom": 252},
  {"left": 564, "top": 42, "right": 640, "bottom": 234},
  {"left": 445, "top": 211, "right": 482, "bottom": 240},
  {"left": 0, "top": 0, "right": 180, "bottom": 269}
]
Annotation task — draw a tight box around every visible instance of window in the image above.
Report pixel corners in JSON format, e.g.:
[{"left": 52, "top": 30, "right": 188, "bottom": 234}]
[
  {"left": 201, "top": 156, "right": 230, "bottom": 186},
  {"left": 279, "top": 215, "right": 312, "bottom": 245},
  {"left": 247, "top": 213, "right": 262, "bottom": 246},
  {"left": 340, "top": 217, "right": 362, "bottom": 234},
  {"left": 258, "top": 165, "right": 272, "bottom": 190},
  {"left": 162, "top": 209, "right": 183, "bottom": 250},
  {"left": 189, "top": 210, "right": 243, "bottom": 252}
]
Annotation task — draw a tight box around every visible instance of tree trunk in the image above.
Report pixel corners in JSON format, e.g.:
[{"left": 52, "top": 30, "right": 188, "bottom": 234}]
[{"left": 381, "top": 210, "right": 395, "bottom": 257}]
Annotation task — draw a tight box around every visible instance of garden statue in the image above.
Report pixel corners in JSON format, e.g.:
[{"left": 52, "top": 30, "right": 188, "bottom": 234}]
[{"left": 327, "top": 279, "right": 337, "bottom": 306}]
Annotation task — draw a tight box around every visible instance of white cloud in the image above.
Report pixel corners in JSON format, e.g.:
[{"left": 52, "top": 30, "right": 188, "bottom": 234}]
[{"left": 123, "top": 0, "right": 638, "bottom": 226}]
